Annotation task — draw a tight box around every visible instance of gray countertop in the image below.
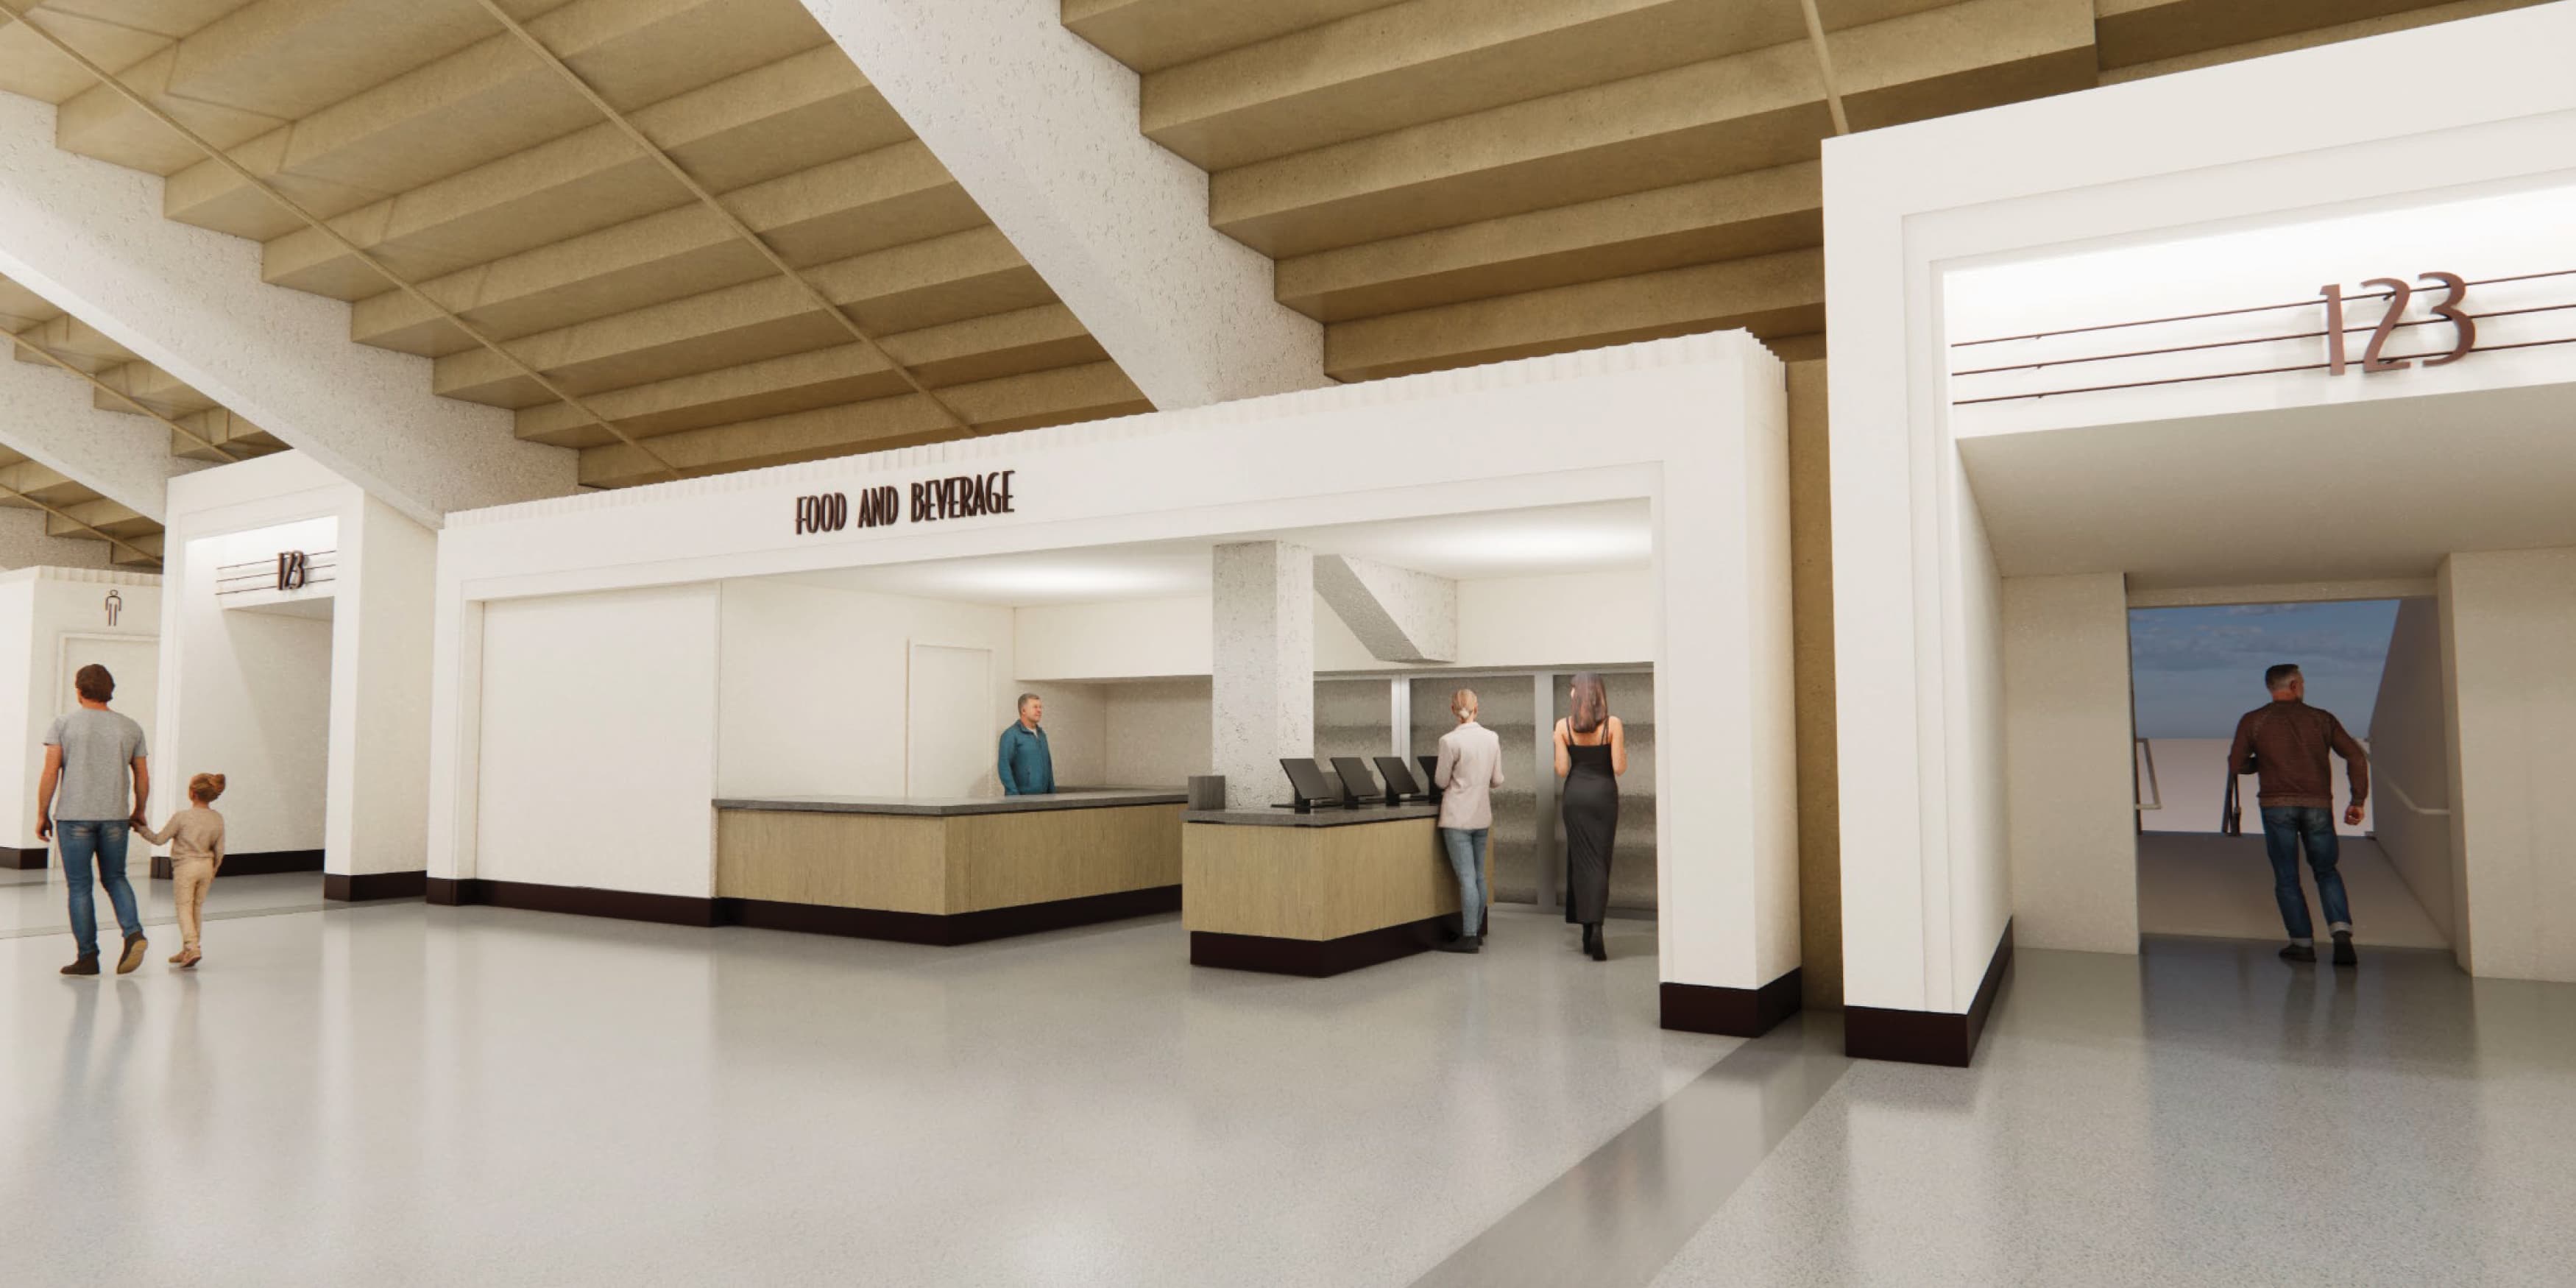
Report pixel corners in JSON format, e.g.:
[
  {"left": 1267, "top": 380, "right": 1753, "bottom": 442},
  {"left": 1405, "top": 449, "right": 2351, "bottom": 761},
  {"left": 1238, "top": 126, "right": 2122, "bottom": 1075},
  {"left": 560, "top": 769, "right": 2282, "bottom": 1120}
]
[
  {"left": 715, "top": 789, "right": 1186, "bottom": 817},
  {"left": 1183, "top": 803, "right": 1442, "bottom": 827}
]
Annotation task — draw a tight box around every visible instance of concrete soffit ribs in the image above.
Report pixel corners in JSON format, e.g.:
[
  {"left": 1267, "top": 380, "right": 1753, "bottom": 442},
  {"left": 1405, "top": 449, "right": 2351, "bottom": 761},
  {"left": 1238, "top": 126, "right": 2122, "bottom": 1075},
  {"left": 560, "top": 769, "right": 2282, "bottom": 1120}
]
[
  {"left": 793, "top": 0, "right": 1328, "bottom": 410},
  {"left": 1314, "top": 552, "right": 1457, "bottom": 663}
]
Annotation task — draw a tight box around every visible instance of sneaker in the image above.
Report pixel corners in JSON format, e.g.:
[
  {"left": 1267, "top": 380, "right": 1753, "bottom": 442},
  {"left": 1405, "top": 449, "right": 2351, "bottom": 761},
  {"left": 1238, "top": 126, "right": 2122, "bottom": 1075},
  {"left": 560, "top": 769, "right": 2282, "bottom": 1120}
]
[
  {"left": 2332, "top": 933, "right": 2357, "bottom": 967},
  {"left": 2279, "top": 942, "right": 2317, "bottom": 963},
  {"left": 1437, "top": 937, "right": 1480, "bottom": 954},
  {"left": 60, "top": 954, "right": 99, "bottom": 976},
  {"left": 116, "top": 932, "right": 147, "bottom": 974}
]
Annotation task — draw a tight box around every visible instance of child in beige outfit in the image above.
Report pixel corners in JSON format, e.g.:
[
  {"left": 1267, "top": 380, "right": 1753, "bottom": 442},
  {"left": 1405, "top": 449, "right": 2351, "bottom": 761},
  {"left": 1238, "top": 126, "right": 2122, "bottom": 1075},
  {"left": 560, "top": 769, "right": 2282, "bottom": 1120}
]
[{"left": 135, "top": 772, "right": 227, "bottom": 968}]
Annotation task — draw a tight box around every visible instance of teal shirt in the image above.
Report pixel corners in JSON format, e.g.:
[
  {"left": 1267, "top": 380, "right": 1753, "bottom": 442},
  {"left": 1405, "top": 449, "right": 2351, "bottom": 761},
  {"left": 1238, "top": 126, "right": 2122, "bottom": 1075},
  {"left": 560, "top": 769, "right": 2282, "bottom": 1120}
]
[{"left": 998, "top": 723, "right": 1054, "bottom": 796}]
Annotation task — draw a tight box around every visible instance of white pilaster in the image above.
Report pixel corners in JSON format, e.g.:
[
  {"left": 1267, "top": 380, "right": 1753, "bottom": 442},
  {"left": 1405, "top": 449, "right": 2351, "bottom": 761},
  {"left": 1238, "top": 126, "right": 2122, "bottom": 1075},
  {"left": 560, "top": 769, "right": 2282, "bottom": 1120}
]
[{"left": 1211, "top": 541, "right": 1312, "bottom": 810}]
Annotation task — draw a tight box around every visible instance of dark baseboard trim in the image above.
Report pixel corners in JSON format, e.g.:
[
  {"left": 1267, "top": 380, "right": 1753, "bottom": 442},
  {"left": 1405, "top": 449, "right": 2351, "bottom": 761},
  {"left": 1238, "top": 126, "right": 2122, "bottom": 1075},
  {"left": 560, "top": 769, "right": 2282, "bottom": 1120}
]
[
  {"left": 428, "top": 876, "right": 1181, "bottom": 941},
  {"left": 1660, "top": 967, "right": 1804, "bottom": 1038},
  {"left": 425, "top": 876, "right": 721, "bottom": 927},
  {"left": 725, "top": 885, "right": 1180, "bottom": 945},
  {"left": 324, "top": 870, "right": 428, "bottom": 902},
  {"left": 154, "top": 849, "right": 323, "bottom": 880},
  {"left": 1844, "top": 918, "right": 2017, "bottom": 1067},
  {"left": 1189, "top": 913, "right": 1459, "bottom": 978},
  {"left": 4, "top": 846, "right": 43, "bottom": 870}
]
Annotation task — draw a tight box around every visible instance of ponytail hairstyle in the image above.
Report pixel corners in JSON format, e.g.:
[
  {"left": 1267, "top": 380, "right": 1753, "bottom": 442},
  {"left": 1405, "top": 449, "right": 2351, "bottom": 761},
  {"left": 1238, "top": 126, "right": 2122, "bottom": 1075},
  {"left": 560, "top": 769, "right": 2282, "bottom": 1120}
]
[
  {"left": 188, "top": 772, "right": 227, "bottom": 804},
  {"left": 1568, "top": 673, "right": 1609, "bottom": 736}
]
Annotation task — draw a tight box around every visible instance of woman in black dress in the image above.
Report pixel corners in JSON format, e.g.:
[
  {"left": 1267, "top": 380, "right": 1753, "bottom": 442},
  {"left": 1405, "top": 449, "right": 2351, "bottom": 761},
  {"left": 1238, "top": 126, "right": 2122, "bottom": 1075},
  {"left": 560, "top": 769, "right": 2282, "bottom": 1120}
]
[{"left": 1554, "top": 672, "right": 1627, "bottom": 962}]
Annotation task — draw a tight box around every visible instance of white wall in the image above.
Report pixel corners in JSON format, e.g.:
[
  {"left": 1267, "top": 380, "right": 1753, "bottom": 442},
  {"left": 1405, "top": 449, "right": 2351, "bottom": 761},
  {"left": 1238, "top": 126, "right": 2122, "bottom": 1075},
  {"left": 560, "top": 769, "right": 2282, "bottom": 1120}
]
[
  {"left": 2369, "top": 597, "right": 2454, "bottom": 947},
  {"left": 1014, "top": 570, "right": 1657, "bottom": 684},
  {"left": 0, "top": 570, "right": 160, "bottom": 848},
  {"left": 478, "top": 586, "right": 720, "bottom": 898},
  {"left": 1015, "top": 681, "right": 1106, "bottom": 788},
  {"left": 1015, "top": 595, "right": 1211, "bottom": 682},
  {"left": 333, "top": 494, "right": 439, "bottom": 876},
  {"left": 2443, "top": 548, "right": 2576, "bottom": 982},
  {"left": 2002, "top": 573, "right": 2137, "bottom": 955},
  {"left": 716, "top": 578, "right": 1023, "bottom": 799}
]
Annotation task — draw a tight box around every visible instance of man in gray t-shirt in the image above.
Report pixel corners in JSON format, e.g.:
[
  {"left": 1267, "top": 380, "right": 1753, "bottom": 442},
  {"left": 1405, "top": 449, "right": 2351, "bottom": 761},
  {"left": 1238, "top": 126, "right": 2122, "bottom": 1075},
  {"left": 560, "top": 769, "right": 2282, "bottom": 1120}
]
[{"left": 42, "top": 663, "right": 151, "bottom": 975}]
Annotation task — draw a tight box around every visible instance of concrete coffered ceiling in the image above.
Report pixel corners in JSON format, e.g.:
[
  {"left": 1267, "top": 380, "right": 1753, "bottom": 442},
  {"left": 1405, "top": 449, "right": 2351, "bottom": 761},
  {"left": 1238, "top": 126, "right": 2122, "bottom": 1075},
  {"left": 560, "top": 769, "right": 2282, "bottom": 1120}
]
[
  {"left": 1064, "top": 0, "right": 2553, "bottom": 382},
  {"left": 0, "top": 0, "right": 1153, "bottom": 494}
]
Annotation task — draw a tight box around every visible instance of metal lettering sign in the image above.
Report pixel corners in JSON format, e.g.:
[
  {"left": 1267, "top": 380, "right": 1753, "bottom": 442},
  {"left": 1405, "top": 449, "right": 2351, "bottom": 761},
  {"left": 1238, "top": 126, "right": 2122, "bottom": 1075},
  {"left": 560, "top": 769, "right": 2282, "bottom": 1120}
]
[
  {"left": 793, "top": 470, "right": 1016, "bottom": 537},
  {"left": 2318, "top": 272, "right": 2474, "bottom": 375},
  {"left": 277, "top": 550, "right": 310, "bottom": 591}
]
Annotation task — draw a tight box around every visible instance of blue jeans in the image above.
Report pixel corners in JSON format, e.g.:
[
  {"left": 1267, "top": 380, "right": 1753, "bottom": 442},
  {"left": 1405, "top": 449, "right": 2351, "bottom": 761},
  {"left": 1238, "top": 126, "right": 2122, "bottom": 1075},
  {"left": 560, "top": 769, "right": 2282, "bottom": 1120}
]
[
  {"left": 1440, "top": 827, "right": 1488, "bottom": 938},
  {"left": 59, "top": 819, "right": 141, "bottom": 959},
  {"left": 2259, "top": 806, "right": 2351, "bottom": 941}
]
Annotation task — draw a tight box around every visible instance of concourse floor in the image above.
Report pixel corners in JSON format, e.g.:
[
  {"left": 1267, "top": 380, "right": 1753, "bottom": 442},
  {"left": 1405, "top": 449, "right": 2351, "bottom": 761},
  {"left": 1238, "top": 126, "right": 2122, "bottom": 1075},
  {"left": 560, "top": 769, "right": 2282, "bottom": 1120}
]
[
  {"left": 0, "top": 864, "right": 326, "bottom": 939},
  {"left": 5, "top": 896, "right": 2572, "bottom": 1286}
]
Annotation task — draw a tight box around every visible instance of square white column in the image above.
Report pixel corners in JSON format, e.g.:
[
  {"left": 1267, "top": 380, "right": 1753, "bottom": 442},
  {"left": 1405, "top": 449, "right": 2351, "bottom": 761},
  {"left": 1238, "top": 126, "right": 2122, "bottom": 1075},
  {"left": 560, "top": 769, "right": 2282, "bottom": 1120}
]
[{"left": 1212, "top": 542, "right": 1313, "bottom": 810}]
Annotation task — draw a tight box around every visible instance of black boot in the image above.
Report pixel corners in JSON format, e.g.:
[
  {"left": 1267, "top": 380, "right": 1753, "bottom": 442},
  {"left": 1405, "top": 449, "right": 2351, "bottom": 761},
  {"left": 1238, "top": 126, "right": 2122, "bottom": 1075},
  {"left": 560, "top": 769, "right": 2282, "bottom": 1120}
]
[
  {"left": 60, "top": 954, "right": 99, "bottom": 976},
  {"left": 1585, "top": 923, "right": 1607, "bottom": 962},
  {"left": 2332, "top": 931, "right": 2357, "bottom": 966},
  {"left": 2279, "top": 941, "right": 2316, "bottom": 963}
]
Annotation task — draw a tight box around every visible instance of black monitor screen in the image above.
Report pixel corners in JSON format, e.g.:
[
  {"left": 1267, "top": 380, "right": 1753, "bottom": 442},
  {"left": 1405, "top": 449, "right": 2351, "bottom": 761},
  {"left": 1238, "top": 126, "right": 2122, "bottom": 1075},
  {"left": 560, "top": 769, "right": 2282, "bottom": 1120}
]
[
  {"left": 1417, "top": 754, "right": 1442, "bottom": 793},
  {"left": 1329, "top": 757, "right": 1384, "bottom": 803},
  {"left": 1374, "top": 756, "right": 1420, "bottom": 799},
  {"left": 1279, "top": 757, "right": 1336, "bottom": 804}
]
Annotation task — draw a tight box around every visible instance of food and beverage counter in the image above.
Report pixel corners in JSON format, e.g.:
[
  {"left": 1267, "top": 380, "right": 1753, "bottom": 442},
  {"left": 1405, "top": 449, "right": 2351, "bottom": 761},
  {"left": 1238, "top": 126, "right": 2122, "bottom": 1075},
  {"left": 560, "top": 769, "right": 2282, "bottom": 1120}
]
[
  {"left": 1181, "top": 803, "right": 1485, "bottom": 977},
  {"left": 713, "top": 790, "right": 1186, "bottom": 944}
]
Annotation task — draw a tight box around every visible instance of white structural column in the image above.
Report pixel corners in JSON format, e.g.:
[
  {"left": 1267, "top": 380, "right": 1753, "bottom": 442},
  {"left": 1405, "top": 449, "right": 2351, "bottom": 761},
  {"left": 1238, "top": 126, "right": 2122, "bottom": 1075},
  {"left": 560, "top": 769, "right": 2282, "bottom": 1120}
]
[
  {"left": 1211, "top": 541, "right": 1313, "bottom": 810},
  {"left": 1313, "top": 553, "right": 1456, "bottom": 664},
  {"left": 0, "top": 351, "right": 204, "bottom": 518},
  {"left": 793, "top": 0, "right": 1326, "bottom": 409},
  {"left": 0, "top": 93, "right": 573, "bottom": 528}
]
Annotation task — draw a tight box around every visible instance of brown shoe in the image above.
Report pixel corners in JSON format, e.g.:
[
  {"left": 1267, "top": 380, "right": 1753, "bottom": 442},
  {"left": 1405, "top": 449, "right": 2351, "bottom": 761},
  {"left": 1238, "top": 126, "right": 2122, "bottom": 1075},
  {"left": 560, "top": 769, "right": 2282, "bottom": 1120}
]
[
  {"left": 61, "top": 954, "right": 99, "bottom": 976},
  {"left": 116, "top": 932, "right": 147, "bottom": 974},
  {"left": 176, "top": 949, "right": 202, "bottom": 969}
]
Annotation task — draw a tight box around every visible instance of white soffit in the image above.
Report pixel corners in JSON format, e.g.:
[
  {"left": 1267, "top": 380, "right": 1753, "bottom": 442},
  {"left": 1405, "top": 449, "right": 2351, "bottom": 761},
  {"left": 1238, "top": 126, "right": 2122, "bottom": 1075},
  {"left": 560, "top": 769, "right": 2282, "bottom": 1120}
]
[{"left": 768, "top": 498, "right": 1653, "bottom": 605}]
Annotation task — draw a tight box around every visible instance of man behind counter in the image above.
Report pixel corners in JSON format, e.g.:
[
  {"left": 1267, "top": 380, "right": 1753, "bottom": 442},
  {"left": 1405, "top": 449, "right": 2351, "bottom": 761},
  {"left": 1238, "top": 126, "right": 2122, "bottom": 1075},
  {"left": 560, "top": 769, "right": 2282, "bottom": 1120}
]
[{"left": 997, "top": 693, "right": 1055, "bottom": 796}]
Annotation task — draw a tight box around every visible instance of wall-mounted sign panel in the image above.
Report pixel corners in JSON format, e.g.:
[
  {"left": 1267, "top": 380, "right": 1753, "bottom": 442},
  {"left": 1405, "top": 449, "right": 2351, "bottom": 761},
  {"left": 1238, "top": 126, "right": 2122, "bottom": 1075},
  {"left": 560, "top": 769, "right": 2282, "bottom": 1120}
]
[
  {"left": 1943, "top": 184, "right": 2576, "bottom": 439},
  {"left": 210, "top": 516, "right": 341, "bottom": 614}
]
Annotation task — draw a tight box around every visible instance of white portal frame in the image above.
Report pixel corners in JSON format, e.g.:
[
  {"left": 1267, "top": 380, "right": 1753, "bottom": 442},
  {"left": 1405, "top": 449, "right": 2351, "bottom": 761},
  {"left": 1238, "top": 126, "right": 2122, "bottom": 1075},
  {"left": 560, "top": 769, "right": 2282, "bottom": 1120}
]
[
  {"left": 425, "top": 332, "right": 1797, "bottom": 999},
  {"left": 1823, "top": 4, "right": 2576, "bottom": 1013}
]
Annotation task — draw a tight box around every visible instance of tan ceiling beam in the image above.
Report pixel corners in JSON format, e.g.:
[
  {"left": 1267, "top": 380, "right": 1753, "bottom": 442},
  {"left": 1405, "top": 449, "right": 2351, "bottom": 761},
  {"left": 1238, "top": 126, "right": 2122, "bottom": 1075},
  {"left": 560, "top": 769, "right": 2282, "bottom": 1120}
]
[
  {"left": 512, "top": 304, "right": 1109, "bottom": 448},
  {"left": 0, "top": 0, "right": 687, "bottom": 485},
  {"left": 250, "top": 46, "right": 904, "bottom": 290},
  {"left": 1797, "top": 0, "right": 1853, "bottom": 135},
  {"left": 1827, "top": 0, "right": 2095, "bottom": 131},
  {"left": 428, "top": 225, "right": 1047, "bottom": 406},
  {"left": 577, "top": 360, "right": 1147, "bottom": 489},
  {"left": 464, "top": 0, "right": 977, "bottom": 442},
  {"left": 1275, "top": 160, "right": 1822, "bottom": 323},
  {"left": 2094, "top": 0, "right": 2446, "bottom": 70},
  {"left": 1062, "top": 0, "right": 1398, "bottom": 74},
  {"left": 350, "top": 140, "right": 984, "bottom": 357},
  {"left": 1323, "top": 246, "right": 1825, "bottom": 382},
  {"left": 154, "top": 0, "right": 830, "bottom": 241},
  {"left": 8, "top": 324, "right": 243, "bottom": 461},
  {"left": 1209, "top": 39, "right": 1833, "bottom": 258},
  {"left": 1143, "top": 0, "right": 1808, "bottom": 171},
  {"left": 2100, "top": 0, "right": 2546, "bottom": 82}
]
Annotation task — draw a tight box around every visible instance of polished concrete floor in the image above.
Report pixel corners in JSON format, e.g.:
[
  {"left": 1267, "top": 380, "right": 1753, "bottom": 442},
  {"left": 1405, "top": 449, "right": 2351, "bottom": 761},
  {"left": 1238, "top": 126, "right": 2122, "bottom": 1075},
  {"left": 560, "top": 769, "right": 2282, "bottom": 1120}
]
[{"left": 6, "top": 889, "right": 2571, "bottom": 1286}]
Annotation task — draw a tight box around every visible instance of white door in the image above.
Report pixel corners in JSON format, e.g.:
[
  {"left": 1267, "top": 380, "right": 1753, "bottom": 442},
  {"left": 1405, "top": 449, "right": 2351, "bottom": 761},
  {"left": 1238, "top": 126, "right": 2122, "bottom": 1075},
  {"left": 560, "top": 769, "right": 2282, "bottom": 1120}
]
[
  {"left": 907, "top": 644, "right": 995, "bottom": 799},
  {"left": 60, "top": 637, "right": 158, "bottom": 751}
]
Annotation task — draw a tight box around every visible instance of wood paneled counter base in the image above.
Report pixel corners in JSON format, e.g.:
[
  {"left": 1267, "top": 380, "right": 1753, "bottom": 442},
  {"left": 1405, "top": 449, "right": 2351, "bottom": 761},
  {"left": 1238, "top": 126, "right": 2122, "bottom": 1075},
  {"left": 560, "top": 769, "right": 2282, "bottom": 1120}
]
[
  {"left": 715, "top": 792, "right": 1185, "bottom": 945},
  {"left": 1183, "top": 813, "right": 1488, "bottom": 977}
]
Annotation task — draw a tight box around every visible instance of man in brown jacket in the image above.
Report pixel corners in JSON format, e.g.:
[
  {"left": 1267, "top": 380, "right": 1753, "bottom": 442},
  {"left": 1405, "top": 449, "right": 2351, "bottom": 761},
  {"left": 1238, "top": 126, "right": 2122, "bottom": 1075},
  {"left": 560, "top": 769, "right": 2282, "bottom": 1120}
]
[{"left": 2226, "top": 663, "right": 2369, "bottom": 966}]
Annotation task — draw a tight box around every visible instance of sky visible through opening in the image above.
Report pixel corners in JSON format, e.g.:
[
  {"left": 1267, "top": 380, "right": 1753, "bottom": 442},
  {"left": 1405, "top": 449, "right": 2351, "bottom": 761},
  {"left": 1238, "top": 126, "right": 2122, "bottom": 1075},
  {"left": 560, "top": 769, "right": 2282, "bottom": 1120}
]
[{"left": 2129, "top": 600, "right": 2401, "bottom": 740}]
